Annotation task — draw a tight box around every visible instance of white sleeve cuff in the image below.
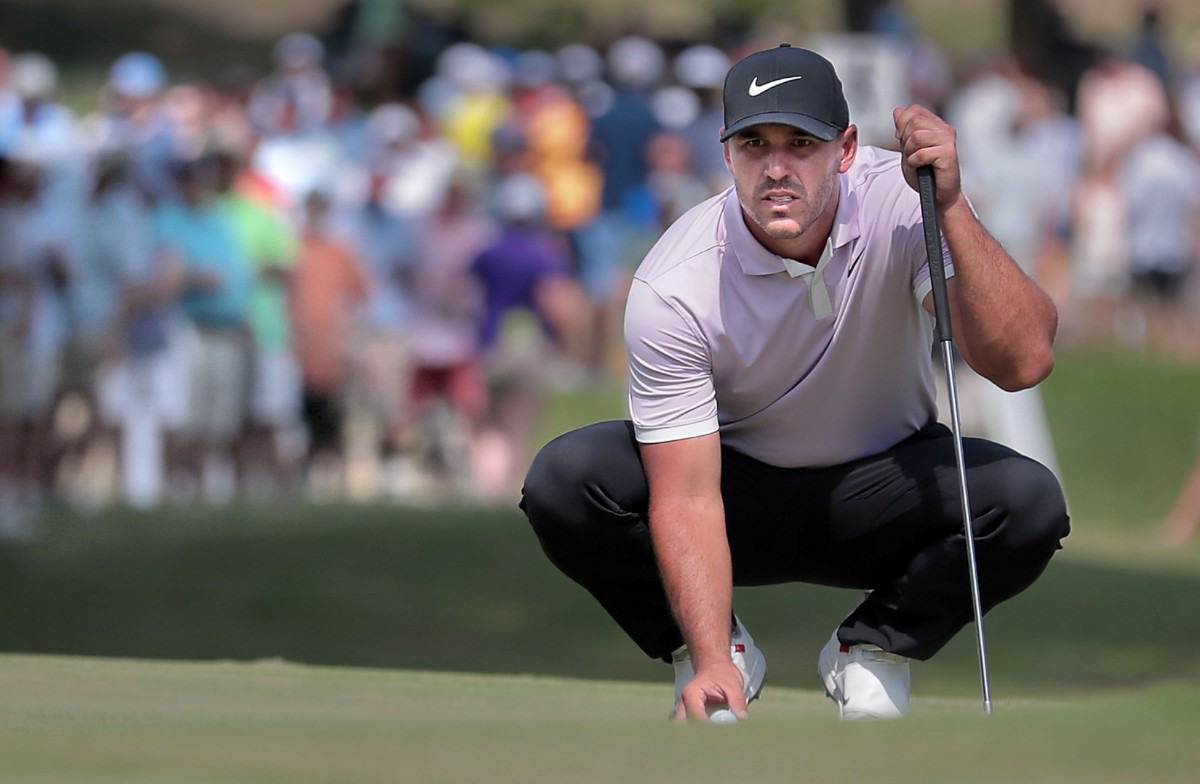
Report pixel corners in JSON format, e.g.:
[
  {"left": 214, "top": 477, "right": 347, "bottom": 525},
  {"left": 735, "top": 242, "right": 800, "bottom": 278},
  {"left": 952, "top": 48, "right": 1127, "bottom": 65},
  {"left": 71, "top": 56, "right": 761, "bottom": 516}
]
[{"left": 633, "top": 416, "right": 720, "bottom": 444}]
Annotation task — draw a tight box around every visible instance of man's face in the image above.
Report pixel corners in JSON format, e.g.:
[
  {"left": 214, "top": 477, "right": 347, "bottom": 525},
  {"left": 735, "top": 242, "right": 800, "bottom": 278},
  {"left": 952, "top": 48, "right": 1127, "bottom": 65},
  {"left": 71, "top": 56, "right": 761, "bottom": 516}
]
[{"left": 724, "top": 123, "right": 856, "bottom": 252}]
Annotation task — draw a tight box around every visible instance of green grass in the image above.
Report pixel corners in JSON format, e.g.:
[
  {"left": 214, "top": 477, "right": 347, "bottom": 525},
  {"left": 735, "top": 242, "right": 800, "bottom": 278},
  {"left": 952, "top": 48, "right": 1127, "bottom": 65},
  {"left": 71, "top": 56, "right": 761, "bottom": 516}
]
[
  {"left": 3, "top": 496, "right": 1199, "bottom": 699},
  {"left": 2, "top": 656, "right": 1198, "bottom": 784},
  {"left": 1041, "top": 348, "right": 1200, "bottom": 531}
]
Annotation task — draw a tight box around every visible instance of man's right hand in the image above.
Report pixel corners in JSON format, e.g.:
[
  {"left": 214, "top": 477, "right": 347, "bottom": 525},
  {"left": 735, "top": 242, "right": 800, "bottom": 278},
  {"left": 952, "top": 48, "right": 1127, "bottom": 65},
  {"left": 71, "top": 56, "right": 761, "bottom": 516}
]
[{"left": 673, "top": 660, "right": 749, "bottom": 723}]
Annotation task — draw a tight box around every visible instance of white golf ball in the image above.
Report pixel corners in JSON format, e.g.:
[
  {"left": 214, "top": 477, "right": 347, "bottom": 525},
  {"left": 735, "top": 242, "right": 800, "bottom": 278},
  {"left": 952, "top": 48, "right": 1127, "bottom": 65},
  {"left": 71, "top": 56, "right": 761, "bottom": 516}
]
[{"left": 708, "top": 708, "right": 739, "bottom": 724}]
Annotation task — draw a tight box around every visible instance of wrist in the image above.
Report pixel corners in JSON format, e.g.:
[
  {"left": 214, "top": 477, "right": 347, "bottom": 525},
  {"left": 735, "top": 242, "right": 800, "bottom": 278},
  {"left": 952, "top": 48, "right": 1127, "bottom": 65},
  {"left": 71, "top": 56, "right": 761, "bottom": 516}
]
[
  {"left": 938, "top": 191, "right": 971, "bottom": 221},
  {"left": 686, "top": 634, "right": 732, "bottom": 670}
]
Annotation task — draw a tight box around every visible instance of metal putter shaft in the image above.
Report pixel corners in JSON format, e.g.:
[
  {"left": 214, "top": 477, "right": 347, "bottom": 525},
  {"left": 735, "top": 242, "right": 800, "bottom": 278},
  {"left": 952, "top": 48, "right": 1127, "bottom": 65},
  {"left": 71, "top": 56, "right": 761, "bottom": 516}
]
[{"left": 916, "top": 165, "right": 994, "bottom": 716}]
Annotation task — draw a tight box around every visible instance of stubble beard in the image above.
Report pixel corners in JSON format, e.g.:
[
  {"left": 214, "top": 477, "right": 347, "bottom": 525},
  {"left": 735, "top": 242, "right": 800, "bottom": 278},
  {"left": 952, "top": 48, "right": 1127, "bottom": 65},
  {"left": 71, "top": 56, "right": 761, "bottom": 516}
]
[{"left": 744, "top": 172, "right": 837, "bottom": 243}]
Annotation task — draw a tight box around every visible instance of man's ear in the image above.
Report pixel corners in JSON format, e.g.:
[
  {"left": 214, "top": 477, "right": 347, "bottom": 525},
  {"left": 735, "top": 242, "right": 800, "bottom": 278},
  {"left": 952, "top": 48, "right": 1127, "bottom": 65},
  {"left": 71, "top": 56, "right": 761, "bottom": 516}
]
[{"left": 838, "top": 125, "right": 858, "bottom": 174}]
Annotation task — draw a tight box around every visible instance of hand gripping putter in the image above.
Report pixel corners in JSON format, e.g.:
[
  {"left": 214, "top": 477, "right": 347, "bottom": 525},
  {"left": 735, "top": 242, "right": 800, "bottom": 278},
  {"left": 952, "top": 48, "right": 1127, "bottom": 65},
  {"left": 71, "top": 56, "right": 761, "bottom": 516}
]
[{"left": 917, "top": 165, "right": 994, "bottom": 715}]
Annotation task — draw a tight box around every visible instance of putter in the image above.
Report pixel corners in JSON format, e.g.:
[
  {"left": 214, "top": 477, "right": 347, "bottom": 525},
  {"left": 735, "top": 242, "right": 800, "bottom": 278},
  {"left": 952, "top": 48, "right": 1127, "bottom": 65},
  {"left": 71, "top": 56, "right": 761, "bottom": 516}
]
[{"left": 917, "top": 165, "right": 994, "bottom": 715}]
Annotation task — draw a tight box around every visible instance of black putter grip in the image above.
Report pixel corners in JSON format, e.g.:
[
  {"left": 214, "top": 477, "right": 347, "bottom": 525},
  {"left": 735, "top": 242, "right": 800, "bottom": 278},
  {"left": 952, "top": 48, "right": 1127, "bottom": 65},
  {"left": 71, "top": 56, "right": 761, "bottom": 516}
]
[{"left": 917, "top": 165, "right": 952, "bottom": 344}]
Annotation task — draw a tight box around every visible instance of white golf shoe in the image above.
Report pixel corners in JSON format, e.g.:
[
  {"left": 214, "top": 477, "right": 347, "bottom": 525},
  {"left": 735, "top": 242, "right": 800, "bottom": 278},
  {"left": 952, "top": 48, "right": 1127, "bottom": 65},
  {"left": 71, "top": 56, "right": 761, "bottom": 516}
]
[
  {"left": 670, "top": 617, "right": 767, "bottom": 719},
  {"left": 818, "top": 630, "right": 911, "bottom": 720}
]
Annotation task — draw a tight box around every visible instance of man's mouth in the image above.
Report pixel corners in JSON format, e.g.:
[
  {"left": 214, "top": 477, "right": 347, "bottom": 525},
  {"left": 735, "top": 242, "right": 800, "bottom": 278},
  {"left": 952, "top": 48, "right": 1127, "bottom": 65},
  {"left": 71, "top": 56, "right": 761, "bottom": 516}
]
[
  {"left": 763, "top": 193, "right": 798, "bottom": 211},
  {"left": 762, "top": 188, "right": 798, "bottom": 204}
]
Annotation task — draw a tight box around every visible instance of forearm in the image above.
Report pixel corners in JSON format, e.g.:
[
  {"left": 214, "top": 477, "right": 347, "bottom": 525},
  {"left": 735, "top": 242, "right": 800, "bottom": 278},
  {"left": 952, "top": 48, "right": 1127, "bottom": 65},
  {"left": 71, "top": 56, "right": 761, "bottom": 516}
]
[
  {"left": 649, "top": 496, "right": 732, "bottom": 669},
  {"left": 940, "top": 195, "right": 1058, "bottom": 390}
]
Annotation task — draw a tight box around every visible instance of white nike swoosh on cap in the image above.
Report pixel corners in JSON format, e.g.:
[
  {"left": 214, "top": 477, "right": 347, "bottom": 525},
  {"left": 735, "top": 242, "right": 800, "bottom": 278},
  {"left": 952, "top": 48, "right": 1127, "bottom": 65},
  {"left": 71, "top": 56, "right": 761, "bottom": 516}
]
[{"left": 748, "top": 75, "right": 804, "bottom": 96}]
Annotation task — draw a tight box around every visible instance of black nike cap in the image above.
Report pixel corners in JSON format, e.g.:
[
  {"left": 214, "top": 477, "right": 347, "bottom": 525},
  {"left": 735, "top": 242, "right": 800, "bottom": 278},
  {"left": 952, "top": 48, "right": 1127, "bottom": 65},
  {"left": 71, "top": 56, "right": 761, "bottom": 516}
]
[{"left": 721, "top": 44, "right": 850, "bottom": 142}]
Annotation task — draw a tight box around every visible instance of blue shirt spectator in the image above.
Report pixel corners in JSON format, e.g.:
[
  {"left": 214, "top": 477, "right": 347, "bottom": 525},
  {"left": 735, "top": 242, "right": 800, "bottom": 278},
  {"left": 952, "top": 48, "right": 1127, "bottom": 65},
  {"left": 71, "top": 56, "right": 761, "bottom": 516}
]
[{"left": 154, "top": 158, "right": 252, "bottom": 328}]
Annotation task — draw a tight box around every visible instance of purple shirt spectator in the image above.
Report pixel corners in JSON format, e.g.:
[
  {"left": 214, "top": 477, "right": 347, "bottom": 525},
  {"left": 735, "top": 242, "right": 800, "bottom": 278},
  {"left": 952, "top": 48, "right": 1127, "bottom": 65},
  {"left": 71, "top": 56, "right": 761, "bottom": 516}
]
[{"left": 470, "top": 224, "right": 573, "bottom": 352}]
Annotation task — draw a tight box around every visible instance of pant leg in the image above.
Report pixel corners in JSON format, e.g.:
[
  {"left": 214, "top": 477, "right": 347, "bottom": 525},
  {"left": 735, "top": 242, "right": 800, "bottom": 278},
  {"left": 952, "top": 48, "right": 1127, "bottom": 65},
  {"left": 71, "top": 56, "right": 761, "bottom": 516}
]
[
  {"left": 523, "top": 420, "right": 1070, "bottom": 663},
  {"left": 809, "top": 426, "right": 1070, "bottom": 660},
  {"left": 710, "top": 423, "right": 1068, "bottom": 661},
  {"left": 521, "top": 420, "right": 682, "bottom": 659}
]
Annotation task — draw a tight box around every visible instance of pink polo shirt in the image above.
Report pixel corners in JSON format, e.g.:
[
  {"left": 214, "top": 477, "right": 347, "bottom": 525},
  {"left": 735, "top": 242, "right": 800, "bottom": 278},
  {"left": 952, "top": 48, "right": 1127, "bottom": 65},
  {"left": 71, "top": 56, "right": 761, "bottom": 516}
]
[{"left": 624, "top": 145, "right": 952, "bottom": 468}]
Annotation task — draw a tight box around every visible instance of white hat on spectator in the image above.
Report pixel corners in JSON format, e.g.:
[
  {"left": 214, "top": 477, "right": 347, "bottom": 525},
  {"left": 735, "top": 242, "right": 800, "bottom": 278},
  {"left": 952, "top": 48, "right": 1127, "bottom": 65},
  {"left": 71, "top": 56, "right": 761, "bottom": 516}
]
[
  {"left": 110, "top": 51, "right": 167, "bottom": 99},
  {"left": 493, "top": 172, "right": 546, "bottom": 222},
  {"left": 651, "top": 85, "right": 700, "bottom": 130},
  {"left": 556, "top": 43, "right": 603, "bottom": 85},
  {"left": 438, "top": 41, "right": 510, "bottom": 93},
  {"left": 367, "top": 102, "right": 421, "bottom": 145},
  {"left": 274, "top": 32, "right": 324, "bottom": 69},
  {"left": 11, "top": 52, "right": 57, "bottom": 99},
  {"left": 673, "top": 44, "right": 730, "bottom": 90},
  {"left": 606, "top": 35, "right": 665, "bottom": 89}
]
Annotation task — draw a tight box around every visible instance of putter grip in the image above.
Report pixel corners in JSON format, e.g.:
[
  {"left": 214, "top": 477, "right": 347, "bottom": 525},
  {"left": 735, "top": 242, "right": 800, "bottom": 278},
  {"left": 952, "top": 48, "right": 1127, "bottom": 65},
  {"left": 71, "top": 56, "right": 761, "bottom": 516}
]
[{"left": 917, "top": 165, "right": 952, "bottom": 344}]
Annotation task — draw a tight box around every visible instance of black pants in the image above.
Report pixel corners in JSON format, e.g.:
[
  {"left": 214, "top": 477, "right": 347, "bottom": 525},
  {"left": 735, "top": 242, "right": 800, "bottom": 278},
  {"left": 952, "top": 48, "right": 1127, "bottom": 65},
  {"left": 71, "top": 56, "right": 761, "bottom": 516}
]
[{"left": 520, "top": 420, "right": 1069, "bottom": 662}]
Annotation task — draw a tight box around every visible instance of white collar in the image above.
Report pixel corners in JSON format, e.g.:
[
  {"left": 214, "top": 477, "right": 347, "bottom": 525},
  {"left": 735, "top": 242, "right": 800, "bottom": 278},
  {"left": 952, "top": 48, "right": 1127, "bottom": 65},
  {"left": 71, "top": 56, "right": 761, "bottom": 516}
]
[{"left": 781, "top": 238, "right": 834, "bottom": 318}]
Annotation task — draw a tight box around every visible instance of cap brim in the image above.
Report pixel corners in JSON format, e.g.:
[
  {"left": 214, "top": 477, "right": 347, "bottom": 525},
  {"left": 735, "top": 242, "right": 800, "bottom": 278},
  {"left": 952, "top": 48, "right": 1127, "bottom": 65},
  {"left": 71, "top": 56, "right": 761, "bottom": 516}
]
[{"left": 720, "top": 112, "right": 842, "bottom": 142}]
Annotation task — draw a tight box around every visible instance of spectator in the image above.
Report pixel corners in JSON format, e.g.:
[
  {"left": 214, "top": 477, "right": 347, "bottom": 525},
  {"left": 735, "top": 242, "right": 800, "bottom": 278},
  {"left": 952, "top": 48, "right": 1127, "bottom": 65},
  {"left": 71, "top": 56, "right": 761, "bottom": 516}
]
[
  {"left": 335, "top": 104, "right": 430, "bottom": 487},
  {"left": 3, "top": 53, "right": 92, "bottom": 510},
  {"left": 5, "top": 52, "right": 76, "bottom": 168},
  {"left": 671, "top": 44, "right": 733, "bottom": 195},
  {"left": 0, "top": 156, "right": 41, "bottom": 536},
  {"left": 1119, "top": 106, "right": 1200, "bottom": 354},
  {"left": 289, "top": 189, "right": 370, "bottom": 496},
  {"left": 0, "top": 153, "right": 71, "bottom": 534},
  {"left": 575, "top": 35, "right": 665, "bottom": 380},
  {"left": 640, "top": 130, "right": 712, "bottom": 229},
  {"left": 153, "top": 154, "right": 253, "bottom": 503},
  {"left": 1070, "top": 51, "right": 1169, "bottom": 345},
  {"left": 248, "top": 33, "right": 333, "bottom": 135},
  {"left": 431, "top": 42, "right": 512, "bottom": 173},
  {"left": 470, "top": 173, "right": 588, "bottom": 501},
  {"left": 506, "top": 50, "right": 603, "bottom": 239},
  {"left": 82, "top": 151, "right": 181, "bottom": 508},
  {"left": 404, "top": 174, "right": 496, "bottom": 497},
  {"left": 213, "top": 150, "right": 303, "bottom": 497},
  {"left": 86, "top": 51, "right": 175, "bottom": 201},
  {"left": 600, "top": 129, "right": 711, "bottom": 384},
  {"left": 944, "top": 61, "right": 1075, "bottom": 477},
  {"left": 359, "top": 101, "right": 457, "bottom": 218}
]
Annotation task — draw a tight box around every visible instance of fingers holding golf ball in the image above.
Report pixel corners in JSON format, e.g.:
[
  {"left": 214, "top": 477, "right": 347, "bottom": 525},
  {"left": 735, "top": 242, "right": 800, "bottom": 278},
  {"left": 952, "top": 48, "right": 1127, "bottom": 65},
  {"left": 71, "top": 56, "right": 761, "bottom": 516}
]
[
  {"left": 707, "top": 708, "right": 740, "bottom": 724},
  {"left": 674, "top": 665, "right": 749, "bottom": 724}
]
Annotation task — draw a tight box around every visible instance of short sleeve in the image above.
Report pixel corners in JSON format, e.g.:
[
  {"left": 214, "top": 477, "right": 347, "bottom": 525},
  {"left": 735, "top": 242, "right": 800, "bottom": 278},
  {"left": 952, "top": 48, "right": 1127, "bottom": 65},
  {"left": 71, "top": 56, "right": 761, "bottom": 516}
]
[{"left": 623, "top": 277, "right": 720, "bottom": 444}]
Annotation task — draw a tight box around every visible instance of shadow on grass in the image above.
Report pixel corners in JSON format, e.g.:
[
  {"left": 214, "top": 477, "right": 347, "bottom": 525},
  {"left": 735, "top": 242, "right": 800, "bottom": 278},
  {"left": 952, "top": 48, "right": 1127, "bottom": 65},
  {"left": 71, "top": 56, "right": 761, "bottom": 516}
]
[{"left": 1, "top": 502, "right": 1196, "bottom": 700}]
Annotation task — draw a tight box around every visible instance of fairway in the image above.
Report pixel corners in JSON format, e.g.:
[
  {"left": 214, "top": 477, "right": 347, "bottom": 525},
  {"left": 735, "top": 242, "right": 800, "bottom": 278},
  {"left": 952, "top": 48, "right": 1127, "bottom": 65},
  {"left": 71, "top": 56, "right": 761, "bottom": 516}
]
[{"left": 1, "top": 654, "right": 1198, "bottom": 784}]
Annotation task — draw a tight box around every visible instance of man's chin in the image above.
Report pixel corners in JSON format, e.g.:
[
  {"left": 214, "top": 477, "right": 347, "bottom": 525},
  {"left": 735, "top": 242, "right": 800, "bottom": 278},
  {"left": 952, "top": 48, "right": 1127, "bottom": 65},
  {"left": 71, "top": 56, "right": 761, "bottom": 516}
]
[{"left": 760, "top": 218, "right": 802, "bottom": 240}]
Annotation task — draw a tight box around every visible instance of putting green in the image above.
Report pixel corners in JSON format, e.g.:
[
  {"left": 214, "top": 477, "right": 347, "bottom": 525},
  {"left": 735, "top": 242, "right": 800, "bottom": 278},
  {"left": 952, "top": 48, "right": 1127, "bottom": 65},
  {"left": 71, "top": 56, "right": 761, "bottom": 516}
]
[{"left": 1, "top": 655, "right": 1196, "bottom": 783}]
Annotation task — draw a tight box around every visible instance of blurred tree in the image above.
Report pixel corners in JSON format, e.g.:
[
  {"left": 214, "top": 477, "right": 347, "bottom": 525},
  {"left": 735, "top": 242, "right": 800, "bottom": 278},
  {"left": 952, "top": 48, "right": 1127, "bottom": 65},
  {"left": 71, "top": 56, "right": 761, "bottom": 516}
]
[
  {"left": 843, "top": 0, "right": 887, "bottom": 32},
  {"left": 1009, "top": 0, "right": 1100, "bottom": 113}
]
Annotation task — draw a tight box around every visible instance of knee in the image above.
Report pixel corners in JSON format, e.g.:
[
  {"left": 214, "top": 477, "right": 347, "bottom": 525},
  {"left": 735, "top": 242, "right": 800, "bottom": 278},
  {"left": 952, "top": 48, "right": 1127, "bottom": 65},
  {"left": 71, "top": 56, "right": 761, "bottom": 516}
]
[
  {"left": 520, "top": 423, "right": 649, "bottom": 580},
  {"left": 521, "top": 433, "right": 587, "bottom": 534},
  {"left": 520, "top": 423, "right": 630, "bottom": 538},
  {"left": 988, "top": 457, "right": 1071, "bottom": 555}
]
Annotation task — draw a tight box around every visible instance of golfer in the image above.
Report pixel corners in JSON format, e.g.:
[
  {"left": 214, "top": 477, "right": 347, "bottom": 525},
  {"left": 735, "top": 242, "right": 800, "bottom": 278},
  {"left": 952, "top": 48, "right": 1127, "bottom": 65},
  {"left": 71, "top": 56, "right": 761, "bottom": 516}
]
[{"left": 520, "top": 44, "right": 1069, "bottom": 722}]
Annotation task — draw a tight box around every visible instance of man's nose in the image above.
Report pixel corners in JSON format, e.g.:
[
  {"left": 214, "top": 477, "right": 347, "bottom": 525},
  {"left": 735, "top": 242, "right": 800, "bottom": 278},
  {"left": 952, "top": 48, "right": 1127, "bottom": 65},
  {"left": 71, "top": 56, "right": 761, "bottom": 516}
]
[{"left": 763, "top": 149, "right": 790, "bottom": 180}]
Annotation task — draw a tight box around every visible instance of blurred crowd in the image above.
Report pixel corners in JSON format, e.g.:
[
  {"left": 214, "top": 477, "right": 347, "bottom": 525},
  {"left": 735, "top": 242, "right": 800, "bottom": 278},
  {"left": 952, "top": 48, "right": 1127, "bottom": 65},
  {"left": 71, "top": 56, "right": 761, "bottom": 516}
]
[{"left": 2, "top": 4, "right": 1200, "bottom": 535}]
